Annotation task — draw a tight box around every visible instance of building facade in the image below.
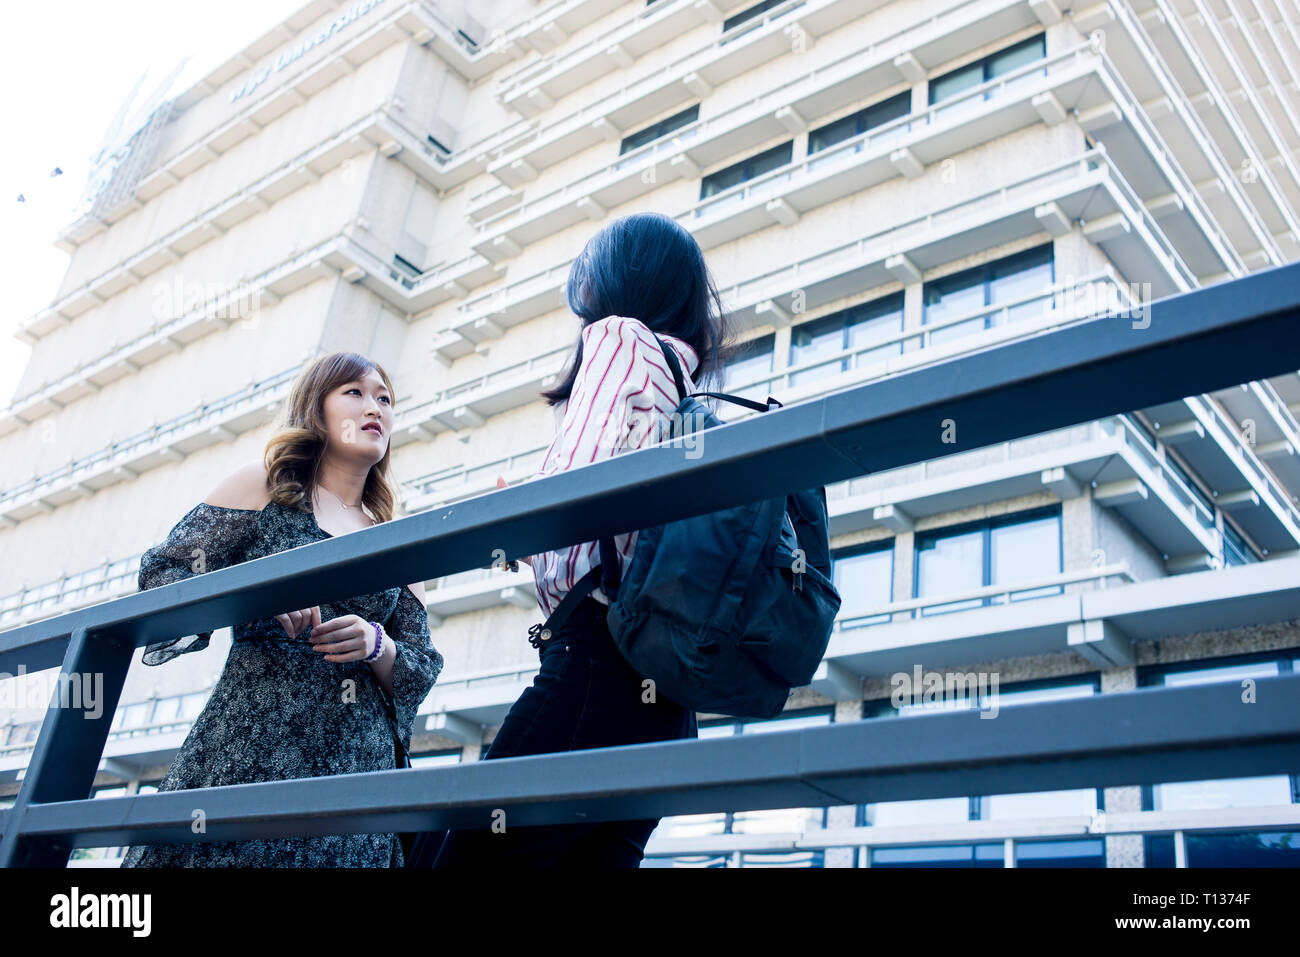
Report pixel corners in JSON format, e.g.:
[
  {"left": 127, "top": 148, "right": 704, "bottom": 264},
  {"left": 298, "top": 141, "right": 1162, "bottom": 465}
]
[{"left": 2, "top": 0, "right": 1299, "bottom": 867}]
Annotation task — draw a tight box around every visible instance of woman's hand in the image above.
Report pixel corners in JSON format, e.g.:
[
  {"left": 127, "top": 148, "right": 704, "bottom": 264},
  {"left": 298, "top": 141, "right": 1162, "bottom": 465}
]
[
  {"left": 495, "top": 476, "right": 533, "bottom": 568},
  {"left": 308, "top": 613, "right": 386, "bottom": 663},
  {"left": 276, "top": 606, "right": 321, "bottom": 638}
]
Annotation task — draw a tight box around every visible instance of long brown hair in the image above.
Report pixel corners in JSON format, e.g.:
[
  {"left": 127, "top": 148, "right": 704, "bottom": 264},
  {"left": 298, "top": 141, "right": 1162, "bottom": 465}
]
[{"left": 262, "top": 351, "right": 401, "bottom": 523}]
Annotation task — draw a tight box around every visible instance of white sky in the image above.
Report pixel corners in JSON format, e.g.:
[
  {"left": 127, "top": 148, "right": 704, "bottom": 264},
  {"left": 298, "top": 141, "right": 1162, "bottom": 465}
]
[{"left": 0, "top": 0, "right": 310, "bottom": 408}]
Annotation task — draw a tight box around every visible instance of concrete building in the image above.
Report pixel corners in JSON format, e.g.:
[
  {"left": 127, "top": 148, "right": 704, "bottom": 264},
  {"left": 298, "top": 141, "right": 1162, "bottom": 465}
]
[{"left": 2, "top": 0, "right": 1299, "bottom": 867}]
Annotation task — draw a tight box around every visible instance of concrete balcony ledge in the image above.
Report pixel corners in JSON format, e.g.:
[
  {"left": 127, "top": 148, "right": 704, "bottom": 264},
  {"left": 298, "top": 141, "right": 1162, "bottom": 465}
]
[
  {"left": 645, "top": 804, "right": 1300, "bottom": 856},
  {"left": 0, "top": 373, "right": 297, "bottom": 525},
  {"left": 824, "top": 554, "right": 1300, "bottom": 681},
  {"left": 424, "top": 567, "right": 537, "bottom": 622},
  {"left": 478, "top": 0, "right": 1036, "bottom": 190}
]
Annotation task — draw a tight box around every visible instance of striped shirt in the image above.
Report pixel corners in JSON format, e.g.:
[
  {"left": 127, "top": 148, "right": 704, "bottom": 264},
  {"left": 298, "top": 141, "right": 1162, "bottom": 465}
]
[{"left": 529, "top": 315, "right": 699, "bottom": 619}]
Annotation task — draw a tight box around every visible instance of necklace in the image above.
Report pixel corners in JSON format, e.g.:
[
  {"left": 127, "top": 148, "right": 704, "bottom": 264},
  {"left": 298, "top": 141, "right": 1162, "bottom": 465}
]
[{"left": 316, "top": 483, "right": 375, "bottom": 527}]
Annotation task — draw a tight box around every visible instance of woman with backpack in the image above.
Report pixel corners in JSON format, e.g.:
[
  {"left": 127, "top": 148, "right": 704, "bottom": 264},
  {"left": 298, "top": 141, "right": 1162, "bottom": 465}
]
[{"left": 420, "top": 211, "right": 739, "bottom": 868}]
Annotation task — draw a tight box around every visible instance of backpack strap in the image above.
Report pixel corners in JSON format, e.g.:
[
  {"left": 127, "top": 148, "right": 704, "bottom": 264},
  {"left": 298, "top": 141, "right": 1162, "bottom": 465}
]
[
  {"left": 653, "top": 334, "right": 782, "bottom": 413},
  {"left": 530, "top": 334, "right": 777, "bottom": 641}
]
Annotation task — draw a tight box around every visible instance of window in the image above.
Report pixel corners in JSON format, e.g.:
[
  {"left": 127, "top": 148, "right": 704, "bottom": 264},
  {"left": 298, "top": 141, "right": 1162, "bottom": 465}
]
[
  {"left": 721, "top": 333, "right": 774, "bottom": 401},
  {"left": 831, "top": 542, "right": 893, "bottom": 627},
  {"left": 788, "top": 293, "right": 904, "bottom": 388},
  {"left": 7, "top": 722, "right": 39, "bottom": 746},
  {"left": 649, "top": 708, "right": 832, "bottom": 866},
  {"left": 619, "top": 104, "right": 699, "bottom": 155},
  {"left": 152, "top": 696, "right": 181, "bottom": 724},
  {"left": 723, "top": 0, "right": 793, "bottom": 33},
  {"left": 1139, "top": 653, "right": 1297, "bottom": 819},
  {"left": 928, "top": 33, "right": 1047, "bottom": 109},
  {"left": 1146, "top": 830, "right": 1300, "bottom": 867},
  {"left": 923, "top": 244, "right": 1054, "bottom": 345},
  {"left": 115, "top": 701, "right": 152, "bottom": 732},
  {"left": 914, "top": 506, "right": 1062, "bottom": 616},
  {"left": 808, "top": 90, "right": 911, "bottom": 154},
  {"left": 410, "top": 750, "right": 461, "bottom": 768},
  {"left": 861, "top": 677, "right": 1103, "bottom": 862},
  {"left": 392, "top": 254, "right": 422, "bottom": 279},
  {"left": 179, "top": 692, "right": 208, "bottom": 721},
  {"left": 1015, "top": 838, "right": 1105, "bottom": 867},
  {"left": 1165, "top": 451, "right": 1215, "bottom": 516},
  {"left": 699, "top": 141, "right": 793, "bottom": 202},
  {"left": 871, "top": 843, "right": 1004, "bottom": 867},
  {"left": 1222, "top": 519, "right": 1255, "bottom": 565}
]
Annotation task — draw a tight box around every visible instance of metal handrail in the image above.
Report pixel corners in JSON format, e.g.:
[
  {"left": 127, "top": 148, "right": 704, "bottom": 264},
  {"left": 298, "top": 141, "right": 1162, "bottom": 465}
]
[{"left": 1, "top": 264, "right": 1298, "bottom": 864}]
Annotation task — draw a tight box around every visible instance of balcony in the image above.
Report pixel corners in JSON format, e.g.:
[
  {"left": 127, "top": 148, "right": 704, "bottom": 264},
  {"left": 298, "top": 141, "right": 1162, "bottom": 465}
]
[
  {"left": 1159, "top": 0, "right": 1300, "bottom": 213},
  {"left": 4, "top": 234, "right": 353, "bottom": 432},
  {"left": 496, "top": 0, "right": 873, "bottom": 119},
  {"left": 1212, "top": 379, "right": 1300, "bottom": 505},
  {"left": 1144, "top": 392, "right": 1300, "bottom": 552},
  {"left": 402, "top": 444, "right": 549, "bottom": 512},
  {"left": 1072, "top": 0, "right": 1299, "bottom": 268},
  {"left": 423, "top": 565, "right": 537, "bottom": 623},
  {"left": 477, "top": 0, "right": 1049, "bottom": 187},
  {"left": 815, "top": 408, "right": 1232, "bottom": 564},
  {"left": 428, "top": 146, "right": 1184, "bottom": 370},
  {"left": 493, "top": 0, "right": 754, "bottom": 110},
  {"left": 388, "top": 346, "right": 570, "bottom": 448},
  {"left": 0, "top": 368, "right": 301, "bottom": 526},
  {"left": 0, "top": 341, "right": 570, "bottom": 526},
  {"left": 1, "top": 557, "right": 140, "bottom": 633},
  {"left": 24, "top": 115, "right": 393, "bottom": 342},
  {"left": 643, "top": 803, "right": 1300, "bottom": 863}
]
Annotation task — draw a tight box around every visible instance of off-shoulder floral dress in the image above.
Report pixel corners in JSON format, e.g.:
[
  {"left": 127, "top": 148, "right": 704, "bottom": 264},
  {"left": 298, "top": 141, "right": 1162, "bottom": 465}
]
[{"left": 120, "top": 499, "right": 443, "bottom": 867}]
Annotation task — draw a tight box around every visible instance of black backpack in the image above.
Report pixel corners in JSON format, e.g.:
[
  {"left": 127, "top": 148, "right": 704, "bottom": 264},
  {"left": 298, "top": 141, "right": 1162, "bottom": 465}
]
[{"left": 534, "top": 335, "right": 842, "bottom": 719}]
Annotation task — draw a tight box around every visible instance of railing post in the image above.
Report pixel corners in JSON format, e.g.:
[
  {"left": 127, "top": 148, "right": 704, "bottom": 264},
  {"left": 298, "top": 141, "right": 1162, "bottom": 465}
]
[{"left": 0, "top": 626, "right": 133, "bottom": 867}]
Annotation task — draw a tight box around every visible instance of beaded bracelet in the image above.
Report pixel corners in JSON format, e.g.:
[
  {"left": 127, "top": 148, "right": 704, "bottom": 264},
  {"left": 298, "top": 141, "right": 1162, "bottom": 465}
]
[{"left": 364, "top": 620, "right": 386, "bottom": 662}]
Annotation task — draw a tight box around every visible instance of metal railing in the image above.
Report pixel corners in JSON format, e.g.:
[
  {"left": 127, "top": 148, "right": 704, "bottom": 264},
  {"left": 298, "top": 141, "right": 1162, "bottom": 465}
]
[{"left": 2, "top": 263, "right": 1299, "bottom": 865}]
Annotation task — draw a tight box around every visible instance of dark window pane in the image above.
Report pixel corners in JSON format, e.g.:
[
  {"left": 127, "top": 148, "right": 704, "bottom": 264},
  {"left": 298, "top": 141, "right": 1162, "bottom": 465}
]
[
  {"left": 808, "top": 91, "right": 910, "bottom": 153},
  {"left": 871, "top": 843, "right": 1003, "bottom": 867},
  {"left": 929, "top": 33, "right": 1046, "bottom": 106},
  {"left": 723, "top": 0, "right": 788, "bottom": 33},
  {"left": 808, "top": 113, "right": 859, "bottom": 154},
  {"left": 1015, "top": 838, "right": 1105, "bottom": 867},
  {"left": 989, "top": 33, "right": 1047, "bottom": 79},
  {"left": 619, "top": 104, "right": 700, "bottom": 155},
  {"left": 1188, "top": 831, "right": 1300, "bottom": 867},
  {"left": 701, "top": 141, "right": 793, "bottom": 199},
  {"left": 1145, "top": 834, "right": 1176, "bottom": 867},
  {"left": 929, "top": 61, "right": 983, "bottom": 105}
]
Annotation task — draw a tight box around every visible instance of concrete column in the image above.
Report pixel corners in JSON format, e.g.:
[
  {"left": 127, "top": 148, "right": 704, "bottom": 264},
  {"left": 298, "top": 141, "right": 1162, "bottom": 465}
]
[
  {"left": 1101, "top": 665, "right": 1144, "bottom": 867},
  {"left": 823, "top": 699, "right": 864, "bottom": 867}
]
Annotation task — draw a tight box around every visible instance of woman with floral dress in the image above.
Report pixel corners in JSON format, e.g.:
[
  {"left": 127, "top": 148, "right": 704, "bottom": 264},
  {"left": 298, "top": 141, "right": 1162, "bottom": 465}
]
[{"left": 121, "top": 351, "right": 443, "bottom": 867}]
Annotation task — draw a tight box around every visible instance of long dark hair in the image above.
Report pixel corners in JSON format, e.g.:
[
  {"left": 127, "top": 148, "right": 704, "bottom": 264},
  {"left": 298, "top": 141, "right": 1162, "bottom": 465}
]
[{"left": 541, "top": 212, "right": 738, "bottom": 406}]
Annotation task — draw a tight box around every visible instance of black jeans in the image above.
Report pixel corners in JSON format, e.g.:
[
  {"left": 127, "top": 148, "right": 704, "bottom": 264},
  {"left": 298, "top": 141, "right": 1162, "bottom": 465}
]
[{"left": 417, "top": 595, "right": 697, "bottom": 868}]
